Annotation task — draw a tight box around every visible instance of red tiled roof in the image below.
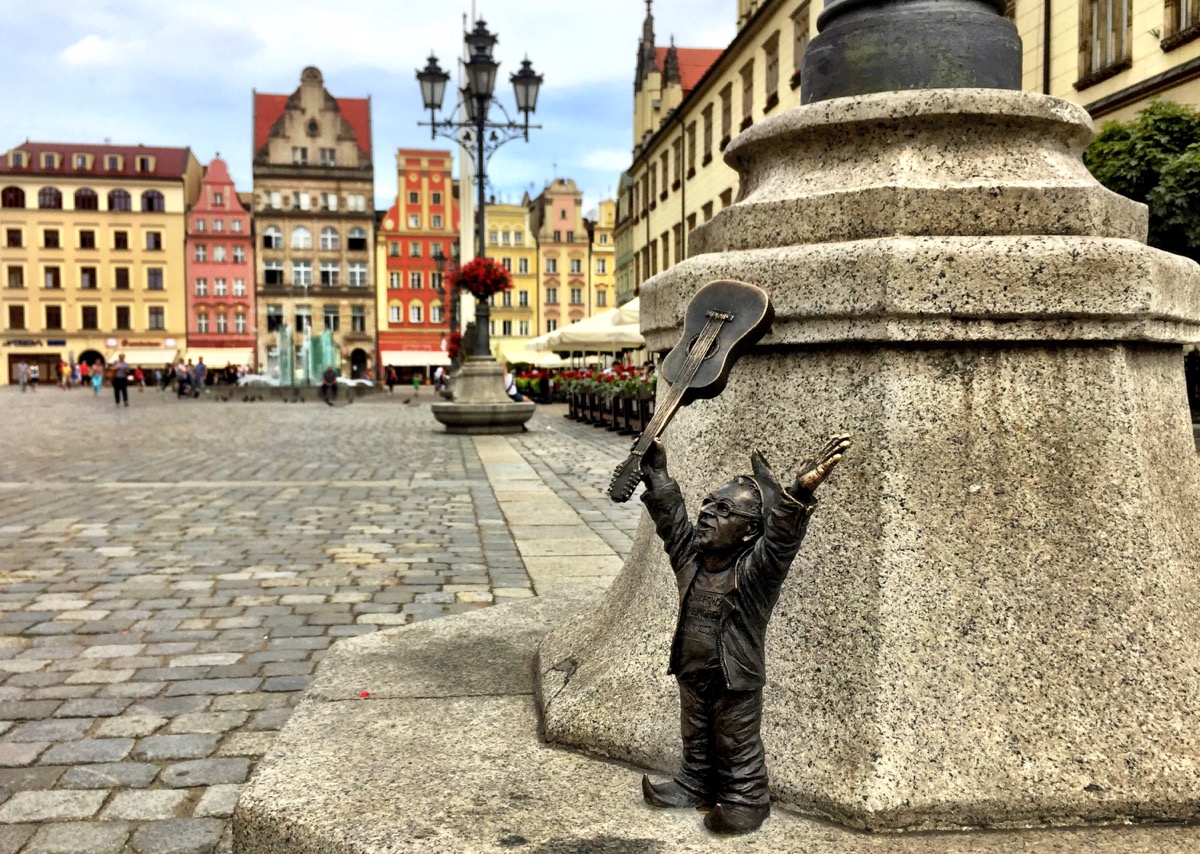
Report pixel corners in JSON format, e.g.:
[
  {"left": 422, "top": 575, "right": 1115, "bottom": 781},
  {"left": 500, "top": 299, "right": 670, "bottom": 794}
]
[
  {"left": 656, "top": 47, "right": 723, "bottom": 93},
  {"left": 253, "top": 92, "right": 372, "bottom": 156},
  {"left": 0, "top": 142, "right": 193, "bottom": 178}
]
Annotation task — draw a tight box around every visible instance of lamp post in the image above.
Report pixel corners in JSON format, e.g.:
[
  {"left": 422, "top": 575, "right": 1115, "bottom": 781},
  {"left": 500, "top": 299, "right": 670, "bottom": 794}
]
[{"left": 417, "top": 19, "right": 543, "bottom": 360}]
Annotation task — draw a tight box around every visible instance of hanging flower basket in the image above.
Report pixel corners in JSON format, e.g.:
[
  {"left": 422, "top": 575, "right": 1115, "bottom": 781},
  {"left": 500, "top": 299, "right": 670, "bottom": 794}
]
[{"left": 449, "top": 257, "right": 512, "bottom": 300}]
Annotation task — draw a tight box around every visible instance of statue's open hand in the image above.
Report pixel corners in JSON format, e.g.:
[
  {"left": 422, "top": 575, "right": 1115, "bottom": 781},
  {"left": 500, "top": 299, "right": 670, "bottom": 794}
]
[{"left": 789, "top": 434, "right": 852, "bottom": 499}]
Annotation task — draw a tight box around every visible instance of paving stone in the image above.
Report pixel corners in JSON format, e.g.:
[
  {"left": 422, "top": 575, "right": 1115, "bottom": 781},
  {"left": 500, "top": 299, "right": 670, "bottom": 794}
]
[
  {"left": 162, "top": 712, "right": 248, "bottom": 735},
  {"left": 0, "top": 701, "right": 61, "bottom": 721},
  {"left": 23, "top": 820, "right": 132, "bottom": 854},
  {"left": 160, "top": 758, "right": 250, "bottom": 787},
  {"left": 61, "top": 762, "right": 159, "bottom": 789},
  {"left": 93, "top": 714, "right": 169, "bottom": 738},
  {"left": 7, "top": 718, "right": 91, "bottom": 743},
  {"left": 193, "top": 783, "right": 243, "bottom": 818},
  {"left": 261, "top": 675, "right": 310, "bottom": 693},
  {"left": 131, "top": 735, "right": 219, "bottom": 762},
  {"left": 0, "top": 789, "right": 107, "bottom": 823},
  {"left": 214, "top": 732, "right": 276, "bottom": 757},
  {"left": 0, "top": 825, "right": 34, "bottom": 854},
  {"left": 0, "top": 743, "right": 48, "bottom": 768},
  {"left": 242, "top": 708, "right": 293, "bottom": 732},
  {"left": 41, "top": 738, "right": 133, "bottom": 765},
  {"left": 130, "top": 818, "right": 224, "bottom": 854},
  {"left": 52, "top": 698, "right": 133, "bottom": 719},
  {"left": 102, "top": 789, "right": 189, "bottom": 820},
  {"left": 163, "top": 678, "right": 261, "bottom": 697},
  {"left": 0, "top": 766, "right": 65, "bottom": 795}
]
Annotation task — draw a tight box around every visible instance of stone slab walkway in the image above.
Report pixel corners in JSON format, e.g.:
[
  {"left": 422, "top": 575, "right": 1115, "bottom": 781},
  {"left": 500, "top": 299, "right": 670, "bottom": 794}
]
[{"left": 0, "top": 388, "right": 641, "bottom": 854}]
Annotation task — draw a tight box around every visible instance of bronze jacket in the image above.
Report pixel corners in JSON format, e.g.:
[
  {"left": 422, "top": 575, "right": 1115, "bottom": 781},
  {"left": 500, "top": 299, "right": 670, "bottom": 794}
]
[{"left": 642, "top": 479, "right": 814, "bottom": 691}]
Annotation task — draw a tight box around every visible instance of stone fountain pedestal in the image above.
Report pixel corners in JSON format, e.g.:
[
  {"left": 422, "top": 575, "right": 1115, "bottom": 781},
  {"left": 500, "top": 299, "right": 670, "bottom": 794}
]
[
  {"left": 535, "top": 88, "right": 1200, "bottom": 832},
  {"left": 430, "top": 356, "right": 533, "bottom": 434}
]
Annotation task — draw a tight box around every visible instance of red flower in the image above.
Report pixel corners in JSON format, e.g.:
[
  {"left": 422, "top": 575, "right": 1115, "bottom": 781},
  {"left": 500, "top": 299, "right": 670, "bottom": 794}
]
[{"left": 449, "top": 257, "right": 513, "bottom": 300}]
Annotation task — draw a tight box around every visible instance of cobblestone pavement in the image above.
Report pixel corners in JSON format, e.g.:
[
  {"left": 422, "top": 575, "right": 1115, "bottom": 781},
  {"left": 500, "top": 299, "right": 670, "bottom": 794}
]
[{"left": 0, "top": 388, "right": 641, "bottom": 853}]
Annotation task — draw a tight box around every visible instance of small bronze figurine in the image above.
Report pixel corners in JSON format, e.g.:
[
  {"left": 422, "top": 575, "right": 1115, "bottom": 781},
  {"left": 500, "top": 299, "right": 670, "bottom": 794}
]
[{"left": 639, "top": 434, "right": 851, "bottom": 834}]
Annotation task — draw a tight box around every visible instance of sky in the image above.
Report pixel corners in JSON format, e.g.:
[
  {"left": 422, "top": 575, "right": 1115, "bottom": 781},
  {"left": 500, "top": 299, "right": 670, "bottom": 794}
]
[{"left": 2, "top": 0, "right": 736, "bottom": 217}]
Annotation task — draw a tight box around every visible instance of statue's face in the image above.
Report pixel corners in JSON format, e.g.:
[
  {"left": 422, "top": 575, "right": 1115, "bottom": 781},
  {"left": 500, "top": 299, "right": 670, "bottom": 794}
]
[{"left": 696, "top": 480, "right": 761, "bottom": 554}]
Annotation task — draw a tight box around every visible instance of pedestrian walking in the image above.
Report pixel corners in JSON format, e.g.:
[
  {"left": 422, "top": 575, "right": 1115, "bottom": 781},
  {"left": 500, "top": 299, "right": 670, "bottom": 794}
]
[
  {"left": 134, "top": 367, "right": 144, "bottom": 391},
  {"left": 15, "top": 360, "right": 28, "bottom": 392},
  {"left": 321, "top": 365, "right": 338, "bottom": 406},
  {"left": 111, "top": 353, "right": 130, "bottom": 407},
  {"left": 58, "top": 360, "right": 69, "bottom": 390},
  {"left": 386, "top": 367, "right": 397, "bottom": 394},
  {"left": 433, "top": 365, "right": 446, "bottom": 392},
  {"left": 175, "top": 361, "right": 191, "bottom": 398},
  {"left": 412, "top": 373, "right": 421, "bottom": 396},
  {"left": 193, "top": 358, "right": 207, "bottom": 396},
  {"left": 29, "top": 363, "right": 39, "bottom": 390},
  {"left": 90, "top": 363, "right": 102, "bottom": 395}
]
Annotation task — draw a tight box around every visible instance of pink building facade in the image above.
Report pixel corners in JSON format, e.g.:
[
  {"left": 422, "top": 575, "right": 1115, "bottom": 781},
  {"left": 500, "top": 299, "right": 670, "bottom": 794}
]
[{"left": 185, "top": 157, "right": 256, "bottom": 371}]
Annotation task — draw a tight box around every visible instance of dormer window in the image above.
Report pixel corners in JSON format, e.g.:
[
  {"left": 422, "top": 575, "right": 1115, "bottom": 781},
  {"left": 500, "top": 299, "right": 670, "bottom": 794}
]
[
  {"left": 137, "top": 156, "right": 152, "bottom": 173},
  {"left": 214, "top": 192, "right": 224, "bottom": 205},
  {"left": 9, "top": 152, "right": 23, "bottom": 168},
  {"left": 106, "top": 155, "right": 121, "bottom": 171},
  {"left": 74, "top": 154, "right": 89, "bottom": 170},
  {"left": 42, "top": 153, "right": 57, "bottom": 169}
]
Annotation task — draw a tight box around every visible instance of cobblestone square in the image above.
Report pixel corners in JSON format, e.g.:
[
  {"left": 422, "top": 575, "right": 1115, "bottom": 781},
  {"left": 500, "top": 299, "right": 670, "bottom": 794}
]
[{"left": 0, "top": 389, "right": 640, "bottom": 852}]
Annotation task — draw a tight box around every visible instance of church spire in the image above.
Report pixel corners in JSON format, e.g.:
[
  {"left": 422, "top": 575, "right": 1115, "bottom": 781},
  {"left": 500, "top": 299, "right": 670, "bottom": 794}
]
[
  {"left": 663, "top": 34, "right": 681, "bottom": 85},
  {"left": 634, "top": 0, "right": 658, "bottom": 93}
]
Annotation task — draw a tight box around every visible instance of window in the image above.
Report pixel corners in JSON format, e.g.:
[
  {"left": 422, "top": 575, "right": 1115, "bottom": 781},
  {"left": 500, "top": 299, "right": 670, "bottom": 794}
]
[
  {"left": 514, "top": 232, "right": 523, "bottom": 245},
  {"left": 80, "top": 267, "right": 97, "bottom": 289},
  {"left": 409, "top": 241, "right": 421, "bottom": 258},
  {"left": 74, "top": 154, "right": 87, "bottom": 169},
  {"left": 546, "top": 318, "right": 557, "bottom": 332},
  {"left": 408, "top": 191, "right": 420, "bottom": 204},
  {"left": 213, "top": 245, "right": 226, "bottom": 263},
  {"left": 597, "top": 259, "right": 607, "bottom": 274},
  {"left": 38, "top": 187, "right": 63, "bottom": 209},
  {"left": 216, "top": 312, "right": 227, "bottom": 334},
  {"left": 740, "top": 59, "right": 755, "bottom": 128},
  {"left": 295, "top": 306, "right": 312, "bottom": 331},
  {"left": 324, "top": 305, "right": 340, "bottom": 331},
  {"left": 264, "top": 261, "right": 283, "bottom": 285},
  {"left": 194, "top": 245, "right": 207, "bottom": 263},
  {"left": 319, "top": 148, "right": 336, "bottom": 166},
  {"left": 114, "top": 268, "right": 130, "bottom": 290},
  {"left": 388, "top": 271, "right": 401, "bottom": 288},
  {"left": 686, "top": 123, "right": 697, "bottom": 175},
  {"left": 293, "top": 192, "right": 310, "bottom": 210},
  {"left": 292, "top": 147, "right": 308, "bottom": 165},
  {"left": 431, "top": 272, "right": 443, "bottom": 290},
  {"left": 45, "top": 305, "right": 63, "bottom": 329},
  {"left": 141, "top": 190, "right": 164, "bottom": 212},
  {"left": 1, "top": 187, "right": 24, "bottom": 208},
  {"left": 320, "top": 227, "right": 339, "bottom": 250},
  {"left": 597, "top": 290, "right": 607, "bottom": 307},
  {"left": 409, "top": 271, "right": 422, "bottom": 289},
  {"left": 5, "top": 228, "right": 20, "bottom": 248},
  {"left": 195, "top": 278, "right": 208, "bottom": 296},
  {"left": 518, "top": 290, "right": 529, "bottom": 307},
  {"left": 351, "top": 306, "right": 365, "bottom": 332},
  {"left": 410, "top": 303, "right": 424, "bottom": 323},
  {"left": 113, "top": 230, "right": 129, "bottom": 250},
  {"left": 566, "top": 232, "right": 575, "bottom": 243},
  {"left": 214, "top": 219, "right": 224, "bottom": 232},
  {"left": 214, "top": 278, "right": 227, "bottom": 296},
  {"left": 196, "top": 219, "right": 206, "bottom": 231},
  {"left": 232, "top": 220, "right": 242, "bottom": 232},
  {"left": 519, "top": 320, "right": 529, "bottom": 336},
  {"left": 348, "top": 262, "right": 367, "bottom": 286},
  {"left": 293, "top": 261, "right": 313, "bottom": 286},
  {"left": 267, "top": 305, "right": 283, "bottom": 332},
  {"left": 518, "top": 258, "right": 529, "bottom": 274},
  {"left": 320, "top": 192, "right": 338, "bottom": 211},
  {"left": 75, "top": 188, "right": 99, "bottom": 210},
  {"left": 432, "top": 215, "right": 443, "bottom": 228},
  {"left": 702, "top": 201, "right": 714, "bottom": 221},
  {"left": 702, "top": 104, "right": 714, "bottom": 163},
  {"left": 389, "top": 304, "right": 401, "bottom": 323},
  {"left": 600, "top": 233, "right": 609, "bottom": 245},
  {"left": 233, "top": 246, "right": 245, "bottom": 263},
  {"left": 720, "top": 83, "right": 733, "bottom": 145},
  {"left": 42, "top": 153, "right": 57, "bottom": 169},
  {"left": 501, "top": 231, "right": 511, "bottom": 245},
  {"left": 546, "top": 287, "right": 558, "bottom": 304},
  {"left": 214, "top": 192, "right": 223, "bottom": 205},
  {"left": 147, "top": 268, "right": 163, "bottom": 290},
  {"left": 115, "top": 306, "right": 130, "bottom": 330},
  {"left": 763, "top": 32, "right": 780, "bottom": 107},
  {"left": 502, "top": 257, "right": 512, "bottom": 271},
  {"left": 570, "top": 259, "right": 582, "bottom": 274},
  {"left": 136, "top": 156, "right": 152, "bottom": 173},
  {"left": 431, "top": 303, "right": 444, "bottom": 323},
  {"left": 197, "top": 312, "right": 209, "bottom": 333},
  {"left": 235, "top": 313, "right": 246, "bottom": 334},
  {"left": 1080, "top": 0, "right": 1131, "bottom": 78},
  {"left": 502, "top": 290, "right": 512, "bottom": 307},
  {"left": 106, "top": 155, "right": 120, "bottom": 171},
  {"left": 489, "top": 230, "right": 499, "bottom": 244},
  {"left": 44, "top": 229, "right": 60, "bottom": 249},
  {"left": 263, "top": 226, "right": 282, "bottom": 249},
  {"left": 791, "top": 3, "right": 811, "bottom": 83},
  {"left": 570, "top": 288, "right": 583, "bottom": 305},
  {"left": 662, "top": 150, "right": 671, "bottom": 196},
  {"left": 148, "top": 307, "right": 164, "bottom": 330},
  {"left": 80, "top": 305, "right": 99, "bottom": 329},
  {"left": 348, "top": 228, "right": 367, "bottom": 251},
  {"left": 1167, "top": 0, "right": 1200, "bottom": 39},
  {"left": 320, "top": 262, "right": 340, "bottom": 286},
  {"left": 108, "top": 189, "right": 131, "bottom": 211},
  {"left": 292, "top": 226, "right": 312, "bottom": 249},
  {"left": 553, "top": 230, "right": 562, "bottom": 242},
  {"left": 501, "top": 320, "right": 512, "bottom": 336},
  {"left": 143, "top": 231, "right": 163, "bottom": 250},
  {"left": 346, "top": 194, "right": 366, "bottom": 212},
  {"left": 265, "top": 190, "right": 282, "bottom": 209},
  {"left": 7, "top": 267, "right": 24, "bottom": 288},
  {"left": 9, "top": 152, "right": 23, "bottom": 168},
  {"left": 387, "top": 241, "right": 399, "bottom": 257},
  {"left": 432, "top": 191, "right": 442, "bottom": 204},
  {"left": 233, "top": 278, "right": 246, "bottom": 296},
  {"left": 408, "top": 214, "right": 420, "bottom": 228},
  {"left": 546, "top": 258, "right": 558, "bottom": 274}
]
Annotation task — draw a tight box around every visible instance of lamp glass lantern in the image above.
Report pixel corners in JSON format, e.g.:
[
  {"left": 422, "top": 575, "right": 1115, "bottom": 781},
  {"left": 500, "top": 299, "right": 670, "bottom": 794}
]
[
  {"left": 416, "top": 55, "right": 450, "bottom": 112},
  {"left": 511, "top": 58, "right": 543, "bottom": 115},
  {"left": 465, "top": 19, "right": 498, "bottom": 59},
  {"left": 466, "top": 52, "right": 500, "bottom": 101}
]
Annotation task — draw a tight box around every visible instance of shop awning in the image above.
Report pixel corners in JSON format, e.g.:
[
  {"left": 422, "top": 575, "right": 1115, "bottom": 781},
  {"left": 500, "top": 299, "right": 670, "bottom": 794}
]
[
  {"left": 380, "top": 350, "right": 450, "bottom": 367},
  {"left": 111, "top": 347, "right": 183, "bottom": 367},
  {"left": 182, "top": 348, "right": 255, "bottom": 368}
]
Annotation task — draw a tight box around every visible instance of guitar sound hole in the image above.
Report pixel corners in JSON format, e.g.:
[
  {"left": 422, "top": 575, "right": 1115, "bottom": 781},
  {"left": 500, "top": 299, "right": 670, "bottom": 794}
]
[{"left": 687, "top": 335, "right": 720, "bottom": 360}]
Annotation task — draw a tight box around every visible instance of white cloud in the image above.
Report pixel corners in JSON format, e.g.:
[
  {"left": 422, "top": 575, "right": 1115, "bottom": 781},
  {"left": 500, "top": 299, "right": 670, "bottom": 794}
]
[
  {"left": 581, "top": 148, "right": 633, "bottom": 171},
  {"left": 59, "top": 34, "right": 124, "bottom": 66}
]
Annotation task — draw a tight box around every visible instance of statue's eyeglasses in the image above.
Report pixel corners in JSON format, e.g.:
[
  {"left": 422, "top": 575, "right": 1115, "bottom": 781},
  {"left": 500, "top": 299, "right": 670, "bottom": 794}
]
[{"left": 700, "top": 497, "right": 760, "bottom": 520}]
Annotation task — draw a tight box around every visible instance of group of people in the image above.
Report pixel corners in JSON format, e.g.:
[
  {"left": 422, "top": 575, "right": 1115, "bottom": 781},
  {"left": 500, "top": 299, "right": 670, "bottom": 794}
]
[{"left": 383, "top": 365, "right": 448, "bottom": 396}]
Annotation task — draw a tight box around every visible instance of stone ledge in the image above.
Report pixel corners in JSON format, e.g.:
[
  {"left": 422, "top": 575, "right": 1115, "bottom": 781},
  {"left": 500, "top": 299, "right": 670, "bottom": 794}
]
[{"left": 234, "top": 597, "right": 1200, "bottom": 853}]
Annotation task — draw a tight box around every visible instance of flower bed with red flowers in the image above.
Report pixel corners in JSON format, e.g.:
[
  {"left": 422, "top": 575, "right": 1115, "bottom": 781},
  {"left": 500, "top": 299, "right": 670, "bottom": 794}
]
[
  {"left": 559, "top": 367, "right": 656, "bottom": 399},
  {"left": 448, "top": 257, "right": 512, "bottom": 300}
]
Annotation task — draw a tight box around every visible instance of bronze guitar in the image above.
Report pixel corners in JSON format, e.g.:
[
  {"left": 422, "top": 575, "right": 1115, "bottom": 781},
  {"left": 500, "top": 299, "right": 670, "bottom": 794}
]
[{"left": 607, "top": 279, "right": 774, "bottom": 503}]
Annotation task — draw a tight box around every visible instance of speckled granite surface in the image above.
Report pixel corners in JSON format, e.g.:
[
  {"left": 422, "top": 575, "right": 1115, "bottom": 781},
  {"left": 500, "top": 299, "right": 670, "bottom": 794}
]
[{"left": 537, "top": 89, "right": 1200, "bottom": 831}]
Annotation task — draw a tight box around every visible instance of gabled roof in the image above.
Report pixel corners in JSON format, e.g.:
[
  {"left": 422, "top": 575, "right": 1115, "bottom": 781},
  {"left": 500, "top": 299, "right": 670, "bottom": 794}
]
[
  {"left": 656, "top": 47, "right": 723, "bottom": 93},
  {"left": 0, "top": 142, "right": 193, "bottom": 178},
  {"left": 252, "top": 91, "right": 372, "bottom": 156}
]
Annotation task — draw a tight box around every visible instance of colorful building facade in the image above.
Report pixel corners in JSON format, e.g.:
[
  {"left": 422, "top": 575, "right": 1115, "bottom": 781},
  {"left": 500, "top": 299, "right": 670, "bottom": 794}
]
[
  {"left": 184, "top": 157, "right": 255, "bottom": 371},
  {"left": 588, "top": 199, "right": 616, "bottom": 313},
  {"left": 529, "top": 178, "right": 589, "bottom": 335},
  {"left": 1, "top": 142, "right": 201, "bottom": 383},
  {"left": 376, "top": 149, "right": 458, "bottom": 379},
  {"left": 484, "top": 201, "right": 539, "bottom": 365},
  {"left": 252, "top": 66, "right": 376, "bottom": 379}
]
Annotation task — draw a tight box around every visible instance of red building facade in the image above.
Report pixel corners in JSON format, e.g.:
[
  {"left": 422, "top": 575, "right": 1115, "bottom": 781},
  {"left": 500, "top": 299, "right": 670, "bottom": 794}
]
[
  {"left": 185, "top": 157, "right": 255, "bottom": 370},
  {"left": 377, "top": 149, "right": 458, "bottom": 378}
]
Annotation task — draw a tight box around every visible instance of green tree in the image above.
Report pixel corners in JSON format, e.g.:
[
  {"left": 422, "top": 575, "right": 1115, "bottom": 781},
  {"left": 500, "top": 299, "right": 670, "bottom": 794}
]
[{"left": 1083, "top": 100, "right": 1200, "bottom": 261}]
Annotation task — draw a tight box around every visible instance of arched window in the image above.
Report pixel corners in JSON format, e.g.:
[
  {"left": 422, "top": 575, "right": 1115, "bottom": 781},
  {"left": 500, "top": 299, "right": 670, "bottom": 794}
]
[
  {"left": 74, "top": 188, "right": 99, "bottom": 210},
  {"left": 108, "top": 189, "right": 131, "bottom": 211},
  {"left": 291, "top": 226, "right": 312, "bottom": 249},
  {"left": 430, "top": 303, "right": 445, "bottom": 324},
  {"left": 38, "top": 187, "right": 63, "bottom": 209},
  {"left": 262, "top": 226, "right": 282, "bottom": 249},
  {"left": 141, "top": 190, "right": 164, "bottom": 212},
  {"left": 319, "top": 227, "right": 339, "bottom": 250},
  {"left": 347, "top": 227, "right": 367, "bottom": 250},
  {"left": 410, "top": 303, "right": 423, "bottom": 324},
  {"left": 0, "top": 186, "right": 24, "bottom": 208}
]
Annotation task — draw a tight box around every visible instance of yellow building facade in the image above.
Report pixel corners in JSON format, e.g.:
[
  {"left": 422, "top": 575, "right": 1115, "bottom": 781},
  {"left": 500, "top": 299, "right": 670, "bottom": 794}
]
[
  {"left": 484, "top": 202, "right": 539, "bottom": 365},
  {"left": 619, "top": 0, "right": 1200, "bottom": 298},
  {"left": 589, "top": 199, "right": 617, "bottom": 313},
  {"left": 1, "top": 142, "right": 201, "bottom": 384}
]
